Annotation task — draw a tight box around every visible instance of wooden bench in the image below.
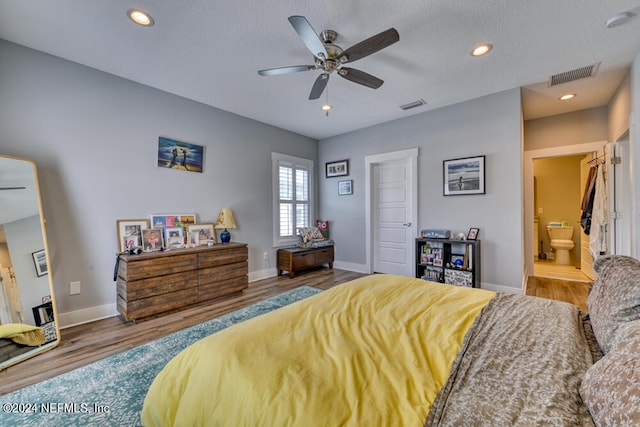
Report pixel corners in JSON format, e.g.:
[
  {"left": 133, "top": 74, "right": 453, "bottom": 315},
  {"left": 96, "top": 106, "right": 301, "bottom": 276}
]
[{"left": 277, "top": 246, "right": 334, "bottom": 278}]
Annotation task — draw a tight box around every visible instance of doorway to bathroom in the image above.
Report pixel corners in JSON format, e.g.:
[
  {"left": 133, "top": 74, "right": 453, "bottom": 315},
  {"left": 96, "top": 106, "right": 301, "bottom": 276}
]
[
  {"left": 533, "top": 154, "right": 592, "bottom": 282},
  {"left": 523, "top": 140, "right": 610, "bottom": 283}
]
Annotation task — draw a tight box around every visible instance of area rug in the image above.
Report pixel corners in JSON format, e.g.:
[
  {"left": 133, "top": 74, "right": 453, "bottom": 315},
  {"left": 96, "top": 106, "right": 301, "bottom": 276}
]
[{"left": 0, "top": 286, "right": 321, "bottom": 426}]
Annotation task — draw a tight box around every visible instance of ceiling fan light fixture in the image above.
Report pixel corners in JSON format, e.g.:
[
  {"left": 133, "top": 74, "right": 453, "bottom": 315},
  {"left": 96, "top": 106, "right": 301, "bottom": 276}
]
[
  {"left": 321, "top": 103, "right": 332, "bottom": 112},
  {"left": 127, "top": 8, "right": 154, "bottom": 27},
  {"left": 471, "top": 43, "right": 492, "bottom": 57},
  {"left": 559, "top": 93, "right": 576, "bottom": 101}
]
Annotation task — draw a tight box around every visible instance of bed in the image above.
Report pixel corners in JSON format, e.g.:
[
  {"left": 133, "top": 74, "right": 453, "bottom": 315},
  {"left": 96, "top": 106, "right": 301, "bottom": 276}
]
[{"left": 142, "top": 255, "right": 640, "bottom": 426}]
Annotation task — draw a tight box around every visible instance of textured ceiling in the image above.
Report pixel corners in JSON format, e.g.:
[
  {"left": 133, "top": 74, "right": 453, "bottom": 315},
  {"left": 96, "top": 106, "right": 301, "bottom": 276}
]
[{"left": 0, "top": 1, "right": 639, "bottom": 140}]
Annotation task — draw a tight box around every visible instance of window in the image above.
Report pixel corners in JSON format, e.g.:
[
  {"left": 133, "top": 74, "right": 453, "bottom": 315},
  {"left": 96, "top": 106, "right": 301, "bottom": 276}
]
[{"left": 272, "top": 153, "right": 314, "bottom": 247}]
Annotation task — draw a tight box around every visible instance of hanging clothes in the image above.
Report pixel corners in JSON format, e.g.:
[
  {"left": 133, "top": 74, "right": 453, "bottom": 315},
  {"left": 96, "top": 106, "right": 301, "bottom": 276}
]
[
  {"left": 590, "top": 164, "right": 608, "bottom": 257},
  {"left": 581, "top": 165, "right": 597, "bottom": 210},
  {"left": 580, "top": 166, "right": 597, "bottom": 235}
]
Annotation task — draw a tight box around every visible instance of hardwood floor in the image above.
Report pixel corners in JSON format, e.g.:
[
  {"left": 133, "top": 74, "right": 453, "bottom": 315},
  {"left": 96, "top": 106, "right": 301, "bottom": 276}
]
[
  {"left": 0, "top": 268, "right": 365, "bottom": 396},
  {"left": 1, "top": 268, "right": 589, "bottom": 396},
  {"left": 525, "top": 275, "right": 591, "bottom": 312}
]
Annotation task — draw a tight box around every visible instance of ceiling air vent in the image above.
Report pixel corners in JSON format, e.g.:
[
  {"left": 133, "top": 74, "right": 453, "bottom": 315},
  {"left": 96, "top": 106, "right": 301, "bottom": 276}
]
[
  {"left": 400, "top": 99, "right": 426, "bottom": 111},
  {"left": 548, "top": 63, "right": 600, "bottom": 87}
]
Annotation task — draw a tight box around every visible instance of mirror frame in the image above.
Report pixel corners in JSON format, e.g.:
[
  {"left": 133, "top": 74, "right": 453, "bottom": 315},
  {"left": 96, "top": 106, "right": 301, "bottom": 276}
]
[{"left": 0, "top": 154, "right": 60, "bottom": 370}]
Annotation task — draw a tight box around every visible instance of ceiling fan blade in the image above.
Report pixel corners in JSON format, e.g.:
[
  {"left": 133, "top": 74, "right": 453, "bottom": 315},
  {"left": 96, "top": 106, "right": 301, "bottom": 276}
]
[
  {"left": 288, "top": 15, "right": 328, "bottom": 59},
  {"left": 258, "top": 65, "right": 315, "bottom": 76},
  {"left": 338, "top": 67, "right": 384, "bottom": 89},
  {"left": 337, "top": 28, "right": 399, "bottom": 64},
  {"left": 309, "top": 73, "right": 329, "bottom": 100}
]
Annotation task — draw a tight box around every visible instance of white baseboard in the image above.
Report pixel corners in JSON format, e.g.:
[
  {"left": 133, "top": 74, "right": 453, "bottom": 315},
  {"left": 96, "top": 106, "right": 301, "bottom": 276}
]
[
  {"left": 480, "top": 282, "right": 522, "bottom": 294},
  {"left": 58, "top": 303, "right": 118, "bottom": 329},
  {"left": 249, "top": 268, "right": 278, "bottom": 283},
  {"left": 333, "top": 261, "right": 368, "bottom": 273}
]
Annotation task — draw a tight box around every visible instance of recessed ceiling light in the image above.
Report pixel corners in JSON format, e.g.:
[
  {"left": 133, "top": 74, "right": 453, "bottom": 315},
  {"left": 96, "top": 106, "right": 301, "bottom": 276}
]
[
  {"left": 559, "top": 93, "right": 576, "bottom": 101},
  {"left": 471, "top": 43, "right": 493, "bottom": 57},
  {"left": 127, "top": 8, "right": 154, "bottom": 27}
]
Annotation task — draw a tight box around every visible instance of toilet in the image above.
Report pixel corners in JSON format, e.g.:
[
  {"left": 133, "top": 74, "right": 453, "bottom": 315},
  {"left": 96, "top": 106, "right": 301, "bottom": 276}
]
[{"left": 546, "top": 225, "right": 575, "bottom": 265}]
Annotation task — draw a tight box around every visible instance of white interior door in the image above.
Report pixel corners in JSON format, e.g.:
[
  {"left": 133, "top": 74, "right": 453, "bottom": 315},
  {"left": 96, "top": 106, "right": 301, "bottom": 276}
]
[{"left": 372, "top": 159, "right": 414, "bottom": 275}]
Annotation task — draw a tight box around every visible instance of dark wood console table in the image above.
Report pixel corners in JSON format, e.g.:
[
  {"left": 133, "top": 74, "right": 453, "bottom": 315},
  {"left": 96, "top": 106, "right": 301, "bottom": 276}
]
[{"left": 277, "top": 245, "right": 334, "bottom": 278}]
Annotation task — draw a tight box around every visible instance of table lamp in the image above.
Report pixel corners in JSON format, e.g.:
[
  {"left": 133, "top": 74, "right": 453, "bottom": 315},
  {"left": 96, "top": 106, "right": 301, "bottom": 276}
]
[{"left": 215, "top": 208, "right": 237, "bottom": 243}]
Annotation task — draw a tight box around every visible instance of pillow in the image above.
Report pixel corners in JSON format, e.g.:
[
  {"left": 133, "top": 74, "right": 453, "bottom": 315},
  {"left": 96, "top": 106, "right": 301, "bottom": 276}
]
[
  {"left": 299, "top": 227, "right": 325, "bottom": 243},
  {"left": 587, "top": 255, "right": 640, "bottom": 353},
  {"left": 580, "top": 321, "right": 640, "bottom": 426},
  {"left": 0, "top": 323, "right": 45, "bottom": 346},
  {"left": 316, "top": 220, "right": 330, "bottom": 239}
]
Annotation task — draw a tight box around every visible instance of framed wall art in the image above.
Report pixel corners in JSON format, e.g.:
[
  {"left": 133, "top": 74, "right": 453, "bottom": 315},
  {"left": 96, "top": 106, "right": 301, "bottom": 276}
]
[
  {"left": 326, "top": 159, "right": 349, "bottom": 178},
  {"left": 338, "top": 180, "right": 353, "bottom": 195},
  {"left": 187, "top": 224, "right": 216, "bottom": 245},
  {"left": 443, "top": 155, "right": 485, "bottom": 196},
  {"left": 32, "top": 249, "right": 48, "bottom": 277},
  {"left": 157, "top": 137, "right": 204, "bottom": 173},
  {"left": 116, "top": 219, "right": 150, "bottom": 252}
]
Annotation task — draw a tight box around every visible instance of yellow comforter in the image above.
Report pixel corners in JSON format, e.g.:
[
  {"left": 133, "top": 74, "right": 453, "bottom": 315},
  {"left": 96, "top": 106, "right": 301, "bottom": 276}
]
[{"left": 142, "top": 275, "right": 495, "bottom": 426}]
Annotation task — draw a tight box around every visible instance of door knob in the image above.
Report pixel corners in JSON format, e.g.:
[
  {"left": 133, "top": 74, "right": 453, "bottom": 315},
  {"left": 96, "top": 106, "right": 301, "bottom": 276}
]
[{"left": 403, "top": 222, "right": 412, "bottom": 227}]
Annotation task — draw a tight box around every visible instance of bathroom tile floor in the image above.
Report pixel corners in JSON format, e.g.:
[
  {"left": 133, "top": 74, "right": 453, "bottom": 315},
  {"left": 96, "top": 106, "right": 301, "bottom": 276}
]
[{"left": 533, "top": 260, "right": 592, "bottom": 282}]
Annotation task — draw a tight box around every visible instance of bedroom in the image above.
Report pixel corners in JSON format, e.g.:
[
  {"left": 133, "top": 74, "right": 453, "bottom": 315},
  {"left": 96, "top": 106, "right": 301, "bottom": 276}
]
[{"left": 0, "top": 1, "right": 639, "bottom": 424}]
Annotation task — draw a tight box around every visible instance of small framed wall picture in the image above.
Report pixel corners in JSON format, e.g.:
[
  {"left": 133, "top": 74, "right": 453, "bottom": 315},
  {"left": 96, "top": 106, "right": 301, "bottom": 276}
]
[
  {"left": 338, "top": 179, "right": 353, "bottom": 195},
  {"left": 32, "top": 249, "right": 48, "bottom": 277},
  {"left": 467, "top": 227, "right": 480, "bottom": 240},
  {"left": 326, "top": 159, "right": 349, "bottom": 178}
]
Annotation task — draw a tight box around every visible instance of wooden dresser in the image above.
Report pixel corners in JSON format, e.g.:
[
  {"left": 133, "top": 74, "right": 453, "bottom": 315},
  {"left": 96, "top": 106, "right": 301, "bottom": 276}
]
[
  {"left": 277, "top": 245, "right": 334, "bottom": 278},
  {"left": 116, "top": 242, "right": 248, "bottom": 322}
]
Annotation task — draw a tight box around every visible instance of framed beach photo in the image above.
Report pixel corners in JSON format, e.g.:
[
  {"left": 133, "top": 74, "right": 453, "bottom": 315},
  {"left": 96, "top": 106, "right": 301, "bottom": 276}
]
[
  {"left": 142, "top": 228, "right": 164, "bottom": 252},
  {"left": 32, "top": 249, "right": 48, "bottom": 277},
  {"left": 157, "top": 137, "right": 204, "bottom": 173},
  {"left": 187, "top": 224, "right": 215, "bottom": 245},
  {"left": 116, "top": 219, "right": 150, "bottom": 252},
  {"left": 443, "top": 155, "right": 485, "bottom": 196},
  {"left": 326, "top": 159, "right": 349, "bottom": 178},
  {"left": 338, "top": 180, "right": 353, "bottom": 195}
]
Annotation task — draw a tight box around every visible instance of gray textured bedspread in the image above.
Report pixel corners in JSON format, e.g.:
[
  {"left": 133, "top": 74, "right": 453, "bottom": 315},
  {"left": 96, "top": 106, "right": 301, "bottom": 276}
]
[{"left": 426, "top": 294, "right": 595, "bottom": 426}]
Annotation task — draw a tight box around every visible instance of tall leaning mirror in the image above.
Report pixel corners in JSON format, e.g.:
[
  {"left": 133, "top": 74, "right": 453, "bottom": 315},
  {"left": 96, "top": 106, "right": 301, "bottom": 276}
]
[{"left": 0, "top": 154, "right": 59, "bottom": 370}]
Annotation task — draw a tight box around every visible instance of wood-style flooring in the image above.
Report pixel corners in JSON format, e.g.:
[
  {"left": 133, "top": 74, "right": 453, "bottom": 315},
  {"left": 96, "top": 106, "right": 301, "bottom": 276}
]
[
  {"left": 525, "top": 275, "right": 591, "bottom": 312},
  {"left": 1, "top": 268, "right": 588, "bottom": 396}
]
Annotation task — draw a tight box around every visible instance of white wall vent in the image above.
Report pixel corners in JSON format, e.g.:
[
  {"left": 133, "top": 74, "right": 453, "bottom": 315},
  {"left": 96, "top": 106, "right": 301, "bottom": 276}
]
[{"left": 548, "top": 63, "right": 600, "bottom": 87}]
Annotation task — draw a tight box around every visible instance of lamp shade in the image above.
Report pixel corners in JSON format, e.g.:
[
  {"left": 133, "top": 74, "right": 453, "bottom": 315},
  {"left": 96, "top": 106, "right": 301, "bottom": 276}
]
[{"left": 215, "top": 208, "right": 237, "bottom": 229}]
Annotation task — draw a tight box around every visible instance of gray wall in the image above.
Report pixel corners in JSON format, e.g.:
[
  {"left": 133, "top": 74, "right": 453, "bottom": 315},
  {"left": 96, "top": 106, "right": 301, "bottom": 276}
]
[
  {"left": 319, "top": 89, "right": 524, "bottom": 291},
  {"left": 524, "top": 107, "right": 609, "bottom": 151},
  {"left": 0, "top": 40, "right": 317, "bottom": 324}
]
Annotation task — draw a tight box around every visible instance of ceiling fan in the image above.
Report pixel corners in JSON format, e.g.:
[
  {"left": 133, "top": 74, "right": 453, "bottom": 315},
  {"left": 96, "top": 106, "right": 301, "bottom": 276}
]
[{"left": 258, "top": 16, "right": 399, "bottom": 100}]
